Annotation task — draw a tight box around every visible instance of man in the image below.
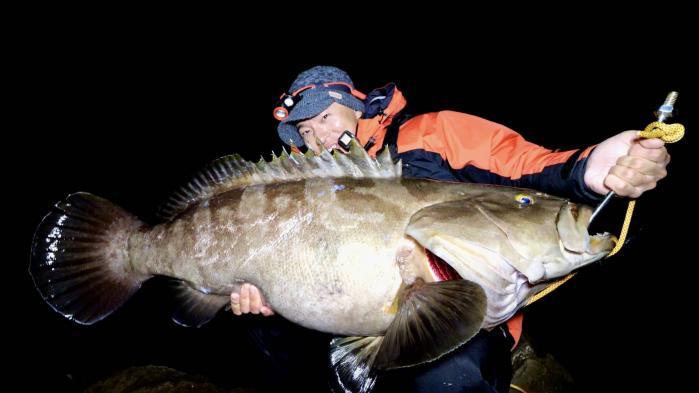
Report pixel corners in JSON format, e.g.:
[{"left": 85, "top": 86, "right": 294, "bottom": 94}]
[{"left": 232, "top": 66, "right": 669, "bottom": 392}]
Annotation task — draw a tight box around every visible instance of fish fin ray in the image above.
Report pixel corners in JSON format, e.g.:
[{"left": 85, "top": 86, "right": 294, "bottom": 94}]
[
  {"left": 374, "top": 279, "right": 486, "bottom": 369},
  {"left": 157, "top": 139, "right": 401, "bottom": 221},
  {"left": 170, "top": 281, "right": 230, "bottom": 327},
  {"left": 329, "top": 336, "right": 382, "bottom": 393},
  {"left": 29, "top": 192, "right": 149, "bottom": 325}
]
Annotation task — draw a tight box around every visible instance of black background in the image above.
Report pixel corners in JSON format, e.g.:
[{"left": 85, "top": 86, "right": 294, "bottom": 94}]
[{"left": 10, "top": 26, "right": 693, "bottom": 392}]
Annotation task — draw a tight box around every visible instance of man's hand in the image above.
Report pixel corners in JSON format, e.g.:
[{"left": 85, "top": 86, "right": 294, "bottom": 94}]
[
  {"left": 584, "top": 130, "right": 670, "bottom": 198},
  {"left": 230, "top": 283, "right": 274, "bottom": 316}
]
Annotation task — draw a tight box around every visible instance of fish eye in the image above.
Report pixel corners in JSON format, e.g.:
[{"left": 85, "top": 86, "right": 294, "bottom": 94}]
[{"left": 515, "top": 193, "right": 534, "bottom": 206}]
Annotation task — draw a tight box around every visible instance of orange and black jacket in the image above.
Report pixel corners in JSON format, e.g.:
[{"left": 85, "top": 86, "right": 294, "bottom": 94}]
[{"left": 356, "top": 84, "right": 604, "bottom": 205}]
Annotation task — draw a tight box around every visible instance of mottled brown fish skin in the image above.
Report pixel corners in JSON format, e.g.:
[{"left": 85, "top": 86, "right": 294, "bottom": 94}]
[{"left": 126, "top": 178, "right": 573, "bottom": 335}]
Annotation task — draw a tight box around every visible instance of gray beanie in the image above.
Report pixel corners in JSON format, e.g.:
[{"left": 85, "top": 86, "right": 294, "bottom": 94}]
[{"left": 277, "top": 66, "right": 366, "bottom": 147}]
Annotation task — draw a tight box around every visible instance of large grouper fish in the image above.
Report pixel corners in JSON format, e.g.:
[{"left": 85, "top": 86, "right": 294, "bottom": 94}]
[{"left": 30, "top": 140, "right": 615, "bottom": 392}]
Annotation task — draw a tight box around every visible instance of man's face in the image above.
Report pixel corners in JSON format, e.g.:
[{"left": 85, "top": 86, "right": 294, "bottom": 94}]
[{"left": 296, "top": 102, "right": 362, "bottom": 153}]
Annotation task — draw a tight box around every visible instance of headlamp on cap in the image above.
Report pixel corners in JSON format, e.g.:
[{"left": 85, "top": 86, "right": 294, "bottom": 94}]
[
  {"left": 272, "top": 82, "right": 366, "bottom": 121},
  {"left": 272, "top": 93, "right": 302, "bottom": 121}
]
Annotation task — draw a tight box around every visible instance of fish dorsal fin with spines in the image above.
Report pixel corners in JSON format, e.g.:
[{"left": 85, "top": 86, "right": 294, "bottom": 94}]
[{"left": 158, "top": 140, "right": 401, "bottom": 221}]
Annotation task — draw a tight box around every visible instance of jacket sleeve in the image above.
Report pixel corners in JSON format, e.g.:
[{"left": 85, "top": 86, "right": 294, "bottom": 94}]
[{"left": 396, "top": 111, "right": 604, "bottom": 204}]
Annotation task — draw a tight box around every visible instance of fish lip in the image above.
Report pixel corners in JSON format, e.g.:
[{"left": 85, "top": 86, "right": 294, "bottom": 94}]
[
  {"left": 588, "top": 232, "right": 617, "bottom": 254},
  {"left": 580, "top": 205, "right": 617, "bottom": 254},
  {"left": 584, "top": 207, "right": 617, "bottom": 254},
  {"left": 556, "top": 203, "right": 616, "bottom": 256}
]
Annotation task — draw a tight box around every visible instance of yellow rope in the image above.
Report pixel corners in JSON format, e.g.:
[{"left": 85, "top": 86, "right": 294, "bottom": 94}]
[
  {"left": 639, "top": 121, "right": 685, "bottom": 142},
  {"left": 524, "top": 273, "right": 576, "bottom": 306},
  {"left": 606, "top": 200, "right": 635, "bottom": 257},
  {"left": 524, "top": 121, "right": 684, "bottom": 306}
]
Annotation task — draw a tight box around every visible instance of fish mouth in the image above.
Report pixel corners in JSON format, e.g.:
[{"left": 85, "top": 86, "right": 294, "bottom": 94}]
[
  {"left": 557, "top": 203, "right": 617, "bottom": 257},
  {"left": 426, "top": 249, "right": 462, "bottom": 281}
]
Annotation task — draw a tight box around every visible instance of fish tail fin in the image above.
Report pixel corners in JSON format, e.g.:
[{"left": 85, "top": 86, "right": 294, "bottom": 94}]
[
  {"left": 328, "top": 279, "right": 487, "bottom": 392},
  {"left": 30, "top": 192, "right": 150, "bottom": 325}
]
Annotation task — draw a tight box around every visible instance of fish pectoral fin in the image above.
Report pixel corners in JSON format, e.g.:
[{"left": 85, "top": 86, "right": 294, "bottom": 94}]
[
  {"left": 329, "top": 336, "right": 383, "bottom": 393},
  {"left": 374, "top": 278, "right": 486, "bottom": 370},
  {"left": 171, "top": 280, "right": 230, "bottom": 328}
]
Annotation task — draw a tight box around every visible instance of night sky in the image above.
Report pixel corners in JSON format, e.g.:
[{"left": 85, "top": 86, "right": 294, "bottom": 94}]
[{"left": 11, "top": 31, "right": 692, "bottom": 392}]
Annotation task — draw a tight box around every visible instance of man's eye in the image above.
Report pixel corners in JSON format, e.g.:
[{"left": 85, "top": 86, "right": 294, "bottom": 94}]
[
  {"left": 301, "top": 129, "right": 311, "bottom": 135},
  {"left": 322, "top": 114, "right": 329, "bottom": 120}
]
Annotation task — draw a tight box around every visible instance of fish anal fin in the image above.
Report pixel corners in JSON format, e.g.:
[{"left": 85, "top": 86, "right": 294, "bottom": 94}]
[{"left": 171, "top": 281, "right": 230, "bottom": 328}]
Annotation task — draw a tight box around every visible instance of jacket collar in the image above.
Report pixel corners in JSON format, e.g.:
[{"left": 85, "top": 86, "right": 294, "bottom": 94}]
[{"left": 356, "top": 83, "right": 407, "bottom": 157}]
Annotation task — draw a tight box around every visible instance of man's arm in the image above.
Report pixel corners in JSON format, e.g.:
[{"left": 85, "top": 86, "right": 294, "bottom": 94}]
[{"left": 397, "top": 112, "right": 669, "bottom": 203}]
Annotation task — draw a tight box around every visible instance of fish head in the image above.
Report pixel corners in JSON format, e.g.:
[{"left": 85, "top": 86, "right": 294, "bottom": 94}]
[{"left": 405, "top": 186, "right": 617, "bottom": 284}]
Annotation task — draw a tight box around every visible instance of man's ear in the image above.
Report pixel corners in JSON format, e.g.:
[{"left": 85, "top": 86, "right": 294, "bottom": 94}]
[{"left": 354, "top": 110, "right": 362, "bottom": 120}]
